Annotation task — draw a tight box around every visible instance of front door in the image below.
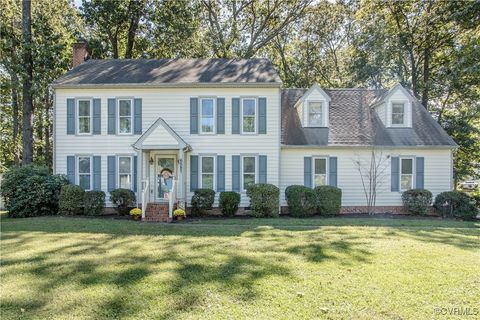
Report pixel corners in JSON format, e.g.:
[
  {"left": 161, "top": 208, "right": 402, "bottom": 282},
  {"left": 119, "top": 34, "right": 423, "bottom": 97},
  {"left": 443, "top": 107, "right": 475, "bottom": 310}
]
[{"left": 155, "top": 156, "right": 176, "bottom": 202}]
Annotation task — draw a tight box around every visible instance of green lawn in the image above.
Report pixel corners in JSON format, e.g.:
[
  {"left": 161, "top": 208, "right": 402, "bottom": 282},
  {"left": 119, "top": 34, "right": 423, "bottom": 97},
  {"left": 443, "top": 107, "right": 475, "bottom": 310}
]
[{"left": 1, "top": 216, "right": 479, "bottom": 319}]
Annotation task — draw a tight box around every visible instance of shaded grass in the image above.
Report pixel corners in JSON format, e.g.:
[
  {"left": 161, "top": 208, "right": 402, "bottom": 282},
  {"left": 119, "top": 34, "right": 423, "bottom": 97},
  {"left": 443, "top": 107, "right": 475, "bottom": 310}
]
[{"left": 1, "top": 216, "right": 479, "bottom": 319}]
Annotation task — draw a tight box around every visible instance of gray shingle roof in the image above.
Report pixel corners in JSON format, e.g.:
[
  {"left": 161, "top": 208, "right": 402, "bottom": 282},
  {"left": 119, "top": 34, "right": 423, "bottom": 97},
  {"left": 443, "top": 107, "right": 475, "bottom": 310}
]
[
  {"left": 52, "top": 58, "right": 282, "bottom": 86},
  {"left": 281, "top": 88, "right": 457, "bottom": 147}
]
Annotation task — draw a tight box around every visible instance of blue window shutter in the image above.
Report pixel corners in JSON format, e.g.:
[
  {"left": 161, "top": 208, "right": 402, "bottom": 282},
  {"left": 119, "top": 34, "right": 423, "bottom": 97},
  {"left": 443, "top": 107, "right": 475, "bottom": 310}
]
[
  {"left": 304, "top": 157, "right": 312, "bottom": 188},
  {"left": 217, "top": 155, "right": 225, "bottom": 191},
  {"left": 329, "top": 157, "right": 338, "bottom": 187},
  {"left": 217, "top": 98, "right": 225, "bottom": 134},
  {"left": 67, "top": 99, "right": 75, "bottom": 134},
  {"left": 107, "top": 98, "right": 116, "bottom": 134},
  {"left": 93, "top": 99, "right": 101, "bottom": 135},
  {"left": 190, "top": 98, "right": 198, "bottom": 134},
  {"left": 259, "top": 155, "right": 267, "bottom": 183},
  {"left": 67, "top": 156, "right": 75, "bottom": 184},
  {"left": 93, "top": 156, "right": 101, "bottom": 190},
  {"left": 232, "top": 98, "right": 240, "bottom": 134},
  {"left": 133, "top": 156, "right": 138, "bottom": 192},
  {"left": 391, "top": 157, "right": 400, "bottom": 192},
  {"left": 416, "top": 157, "right": 424, "bottom": 189},
  {"left": 258, "top": 97, "right": 267, "bottom": 134},
  {"left": 232, "top": 155, "right": 240, "bottom": 191},
  {"left": 134, "top": 98, "right": 142, "bottom": 134},
  {"left": 107, "top": 156, "right": 116, "bottom": 192},
  {"left": 190, "top": 155, "right": 198, "bottom": 191}
]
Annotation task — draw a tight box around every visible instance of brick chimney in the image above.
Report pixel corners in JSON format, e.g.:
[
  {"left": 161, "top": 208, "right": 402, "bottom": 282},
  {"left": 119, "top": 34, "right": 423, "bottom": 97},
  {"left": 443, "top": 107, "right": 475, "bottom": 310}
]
[{"left": 72, "top": 39, "right": 89, "bottom": 68}]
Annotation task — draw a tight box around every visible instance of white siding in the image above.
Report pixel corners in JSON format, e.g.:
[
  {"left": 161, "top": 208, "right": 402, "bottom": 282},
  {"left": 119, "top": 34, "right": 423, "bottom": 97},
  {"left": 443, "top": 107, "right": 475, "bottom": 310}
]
[
  {"left": 54, "top": 87, "right": 280, "bottom": 207},
  {"left": 280, "top": 147, "right": 453, "bottom": 206},
  {"left": 142, "top": 125, "right": 180, "bottom": 147},
  {"left": 375, "top": 102, "right": 387, "bottom": 125},
  {"left": 386, "top": 88, "right": 413, "bottom": 127}
]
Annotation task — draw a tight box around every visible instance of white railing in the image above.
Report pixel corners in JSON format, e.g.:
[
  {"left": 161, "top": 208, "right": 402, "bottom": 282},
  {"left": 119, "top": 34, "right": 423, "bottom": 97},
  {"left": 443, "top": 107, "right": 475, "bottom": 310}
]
[
  {"left": 141, "top": 179, "right": 149, "bottom": 220},
  {"left": 169, "top": 179, "right": 177, "bottom": 220}
]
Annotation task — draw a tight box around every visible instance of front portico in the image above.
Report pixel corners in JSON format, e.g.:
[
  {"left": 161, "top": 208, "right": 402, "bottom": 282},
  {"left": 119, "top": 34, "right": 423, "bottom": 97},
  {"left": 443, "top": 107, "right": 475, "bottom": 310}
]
[{"left": 133, "top": 117, "right": 191, "bottom": 220}]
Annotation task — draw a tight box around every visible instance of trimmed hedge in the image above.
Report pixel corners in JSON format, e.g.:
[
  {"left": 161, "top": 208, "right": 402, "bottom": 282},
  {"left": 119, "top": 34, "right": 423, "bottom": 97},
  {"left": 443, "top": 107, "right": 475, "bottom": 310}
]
[
  {"left": 433, "top": 191, "right": 477, "bottom": 220},
  {"left": 219, "top": 191, "right": 241, "bottom": 216},
  {"left": 314, "top": 186, "right": 342, "bottom": 215},
  {"left": 59, "top": 184, "right": 85, "bottom": 215},
  {"left": 110, "top": 188, "right": 136, "bottom": 215},
  {"left": 84, "top": 190, "right": 106, "bottom": 215},
  {"left": 402, "top": 189, "right": 432, "bottom": 215},
  {"left": 0, "top": 165, "right": 69, "bottom": 217},
  {"left": 246, "top": 183, "right": 279, "bottom": 218},
  {"left": 285, "top": 185, "right": 316, "bottom": 217},
  {"left": 191, "top": 188, "right": 215, "bottom": 216}
]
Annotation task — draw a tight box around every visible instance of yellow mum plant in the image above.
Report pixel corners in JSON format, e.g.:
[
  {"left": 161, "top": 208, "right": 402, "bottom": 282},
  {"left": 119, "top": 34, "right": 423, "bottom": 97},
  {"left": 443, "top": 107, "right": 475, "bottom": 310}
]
[
  {"left": 173, "top": 209, "right": 186, "bottom": 217},
  {"left": 129, "top": 208, "right": 142, "bottom": 217}
]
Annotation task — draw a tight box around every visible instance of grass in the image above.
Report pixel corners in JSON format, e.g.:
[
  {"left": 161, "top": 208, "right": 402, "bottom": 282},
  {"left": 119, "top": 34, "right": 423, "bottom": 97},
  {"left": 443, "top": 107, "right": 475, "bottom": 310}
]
[{"left": 1, "top": 216, "right": 479, "bottom": 319}]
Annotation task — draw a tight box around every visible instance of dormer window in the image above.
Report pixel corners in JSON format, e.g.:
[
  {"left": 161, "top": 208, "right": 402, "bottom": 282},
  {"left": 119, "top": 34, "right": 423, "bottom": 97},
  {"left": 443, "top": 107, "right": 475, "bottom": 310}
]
[
  {"left": 391, "top": 103, "right": 405, "bottom": 126},
  {"left": 308, "top": 102, "right": 323, "bottom": 127}
]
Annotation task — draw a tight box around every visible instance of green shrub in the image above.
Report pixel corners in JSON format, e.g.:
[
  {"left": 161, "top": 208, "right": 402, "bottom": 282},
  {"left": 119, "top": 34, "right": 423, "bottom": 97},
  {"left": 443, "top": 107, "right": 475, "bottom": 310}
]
[
  {"left": 433, "top": 191, "right": 477, "bottom": 220},
  {"left": 84, "top": 191, "right": 105, "bottom": 215},
  {"left": 314, "top": 186, "right": 342, "bottom": 215},
  {"left": 191, "top": 188, "right": 215, "bottom": 216},
  {"left": 219, "top": 191, "right": 241, "bottom": 216},
  {"left": 401, "top": 189, "right": 433, "bottom": 215},
  {"left": 0, "top": 165, "right": 69, "bottom": 218},
  {"left": 110, "top": 188, "right": 136, "bottom": 215},
  {"left": 59, "top": 184, "right": 85, "bottom": 215},
  {"left": 285, "top": 185, "right": 316, "bottom": 217},
  {"left": 246, "top": 183, "right": 279, "bottom": 218}
]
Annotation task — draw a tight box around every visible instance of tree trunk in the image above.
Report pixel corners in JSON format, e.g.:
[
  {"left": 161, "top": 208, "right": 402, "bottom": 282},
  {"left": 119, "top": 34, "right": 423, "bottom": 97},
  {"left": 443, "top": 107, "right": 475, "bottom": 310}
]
[
  {"left": 44, "top": 92, "right": 51, "bottom": 170},
  {"left": 22, "top": 0, "right": 34, "bottom": 165},
  {"left": 11, "top": 73, "right": 20, "bottom": 165},
  {"left": 125, "top": 0, "right": 143, "bottom": 59}
]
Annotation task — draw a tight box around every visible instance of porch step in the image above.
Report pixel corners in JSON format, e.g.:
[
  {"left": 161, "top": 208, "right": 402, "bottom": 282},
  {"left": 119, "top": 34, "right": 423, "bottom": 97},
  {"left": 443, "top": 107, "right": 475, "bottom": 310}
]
[{"left": 144, "top": 202, "right": 171, "bottom": 223}]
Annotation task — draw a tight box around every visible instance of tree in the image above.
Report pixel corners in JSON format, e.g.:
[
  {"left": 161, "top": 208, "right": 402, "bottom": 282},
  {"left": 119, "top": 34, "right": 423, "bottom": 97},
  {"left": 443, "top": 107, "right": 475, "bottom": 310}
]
[{"left": 21, "top": 0, "right": 33, "bottom": 164}]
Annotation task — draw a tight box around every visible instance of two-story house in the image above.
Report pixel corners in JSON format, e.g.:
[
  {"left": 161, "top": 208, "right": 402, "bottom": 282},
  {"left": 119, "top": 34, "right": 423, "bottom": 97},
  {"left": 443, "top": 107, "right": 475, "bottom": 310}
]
[{"left": 51, "top": 44, "right": 456, "bottom": 220}]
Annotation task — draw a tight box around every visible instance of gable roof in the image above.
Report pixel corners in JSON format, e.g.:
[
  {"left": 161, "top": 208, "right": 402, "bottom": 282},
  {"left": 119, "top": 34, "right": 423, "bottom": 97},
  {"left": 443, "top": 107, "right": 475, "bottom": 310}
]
[
  {"left": 294, "top": 82, "right": 331, "bottom": 108},
  {"left": 52, "top": 58, "right": 282, "bottom": 88},
  {"left": 282, "top": 88, "right": 457, "bottom": 148},
  {"left": 133, "top": 117, "right": 190, "bottom": 150}
]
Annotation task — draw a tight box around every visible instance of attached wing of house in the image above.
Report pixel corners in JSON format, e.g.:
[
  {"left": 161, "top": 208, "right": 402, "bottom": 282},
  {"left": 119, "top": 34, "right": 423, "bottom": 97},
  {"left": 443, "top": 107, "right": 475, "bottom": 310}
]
[{"left": 51, "top": 48, "right": 456, "bottom": 219}]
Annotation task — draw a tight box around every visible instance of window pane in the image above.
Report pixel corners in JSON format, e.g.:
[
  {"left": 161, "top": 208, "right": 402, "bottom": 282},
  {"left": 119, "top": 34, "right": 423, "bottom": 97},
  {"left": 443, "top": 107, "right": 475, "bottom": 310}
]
[
  {"left": 309, "top": 102, "right": 322, "bottom": 113},
  {"left": 315, "top": 175, "right": 326, "bottom": 186},
  {"left": 78, "top": 101, "right": 90, "bottom": 116},
  {"left": 202, "top": 157, "right": 214, "bottom": 173},
  {"left": 314, "top": 158, "right": 326, "bottom": 174},
  {"left": 119, "top": 117, "right": 131, "bottom": 133},
  {"left": 119, "top": 157, "right": 131, "bottom": 174},
  {"left": 392, "top": 113, "right": 404, "bottom": 125},
  {"left": 79, "top": 118, "right": 90, "bottom": 133},
  {"left": 392, "top": 104, "right": 404, "bottom": 114},
  {"left": 79, "top": 175, "right": 91, "bottom": 190},
  {"left": 243, "top": 157, "right": 255, "bottom": 173},
  {"left": 201, "top": 118, "right": 214, "bottom": 133},
  {"left": 201, "top": 100, "right": 214, "bottom": 116},
  {"left": 401, "top": 175, "right": 412, "bottom": 190},
  {"left": 243, "top": 117, "right": 255, "bottom": 132},
  {"left": 202, "top": 174, "right": 214, "bottom": 189},
  {"left": 243, "top": 174, "right": 255, "bottom": 189},
  {"left": 243, "top": 99, "right": 255, "bottom": 116},
  {"left": 392, "top": 103, "right": 404, "bottom": 125},
  {"left": 79, "top": 157, "right": 90, "bottom": 173},
  {"left": 401, "top": 159, "right": 413, "bottom": 174},
  {"left": 119, "top": 174, "right": 131, "bottom": 189},
  {"left": 119, "top": 100, "right": 131, "bottom": 116},
  {"left": 309, "top": 113, "right": 323, "bottom": 126}
]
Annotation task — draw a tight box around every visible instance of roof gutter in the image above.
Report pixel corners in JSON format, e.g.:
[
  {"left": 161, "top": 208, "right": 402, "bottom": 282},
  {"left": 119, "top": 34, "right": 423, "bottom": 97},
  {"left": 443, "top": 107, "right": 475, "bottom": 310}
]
[
  {"left": 281, "top": 144, "right": 458, "bottom": 150},
  {"left": 50, "top": 82, "right": 282, "bottom": 89}
]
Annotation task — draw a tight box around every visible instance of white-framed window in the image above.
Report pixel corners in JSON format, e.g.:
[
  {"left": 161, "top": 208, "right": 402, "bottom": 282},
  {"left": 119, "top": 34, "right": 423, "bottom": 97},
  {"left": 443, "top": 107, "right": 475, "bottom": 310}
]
[
  {"left": 118, "top": 156, "right": 133, "bottom": 189},
  {"left": 400, "top": 157, "right": 414, "bottom": 191},
  {"left": 308, "top": 101, "right": 323, "bottom": 127},
  {"left": 391, "top": 102, "right": 405, "bottom": 126},
  {"left": 242, "top": 156, "right": 256, "bottom": 190},
  {"left": 313, "top": 157, "right": 328, "bottom": 187},
  {"left": 200, "top": 156, "right": 215, "bottom": 189},
  {"left": 77, "top": 156, "right": 92, "bottom": 190},
  {"left": 200, "top": 98, "right": 215, "bottom": 134},
  {"left": 242, "top": 98, "right": 257, "bottom": 134},
  {"left": 77, "top": 99, "right": 92, "bottom": 134},
  {"left": 118, "top": 99, "right": 133, "bottom": 134}
]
